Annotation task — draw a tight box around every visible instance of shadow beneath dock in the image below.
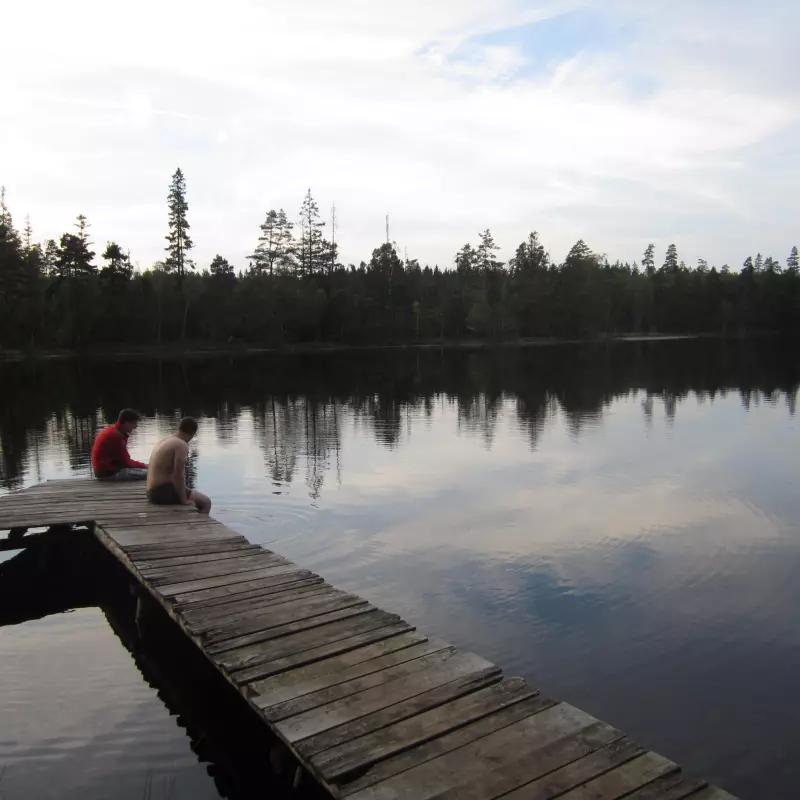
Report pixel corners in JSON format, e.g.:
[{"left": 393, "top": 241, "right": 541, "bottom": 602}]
[{"left": 0, "top": 533, "right": 329, "bottom": 800}]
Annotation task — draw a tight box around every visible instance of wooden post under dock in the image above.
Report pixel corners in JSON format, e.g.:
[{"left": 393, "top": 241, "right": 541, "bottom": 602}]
[{"left": 0, "top": 479, "right": 738, "bottom": 800}]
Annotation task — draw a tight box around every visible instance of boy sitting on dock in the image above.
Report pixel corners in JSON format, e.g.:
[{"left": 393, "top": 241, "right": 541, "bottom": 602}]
[
  {"left": 146, "top": 417, "right": 212, "bottom": 514},
  {"left": 91, "top": 408, "right": 148, "bottom": 480}
]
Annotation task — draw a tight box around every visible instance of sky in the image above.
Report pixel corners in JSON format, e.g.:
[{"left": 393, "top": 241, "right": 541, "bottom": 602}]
[{"left": 2, "top": 0, "right": 798, "bottom": 272}]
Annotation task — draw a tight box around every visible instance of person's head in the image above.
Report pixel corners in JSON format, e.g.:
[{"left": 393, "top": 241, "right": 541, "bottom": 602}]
[
  {"left": 117, "top": 408, "right": 142, "bottom": 435},
  {"left": 178, "top": 416, "right": 199, "bottom": 442}
]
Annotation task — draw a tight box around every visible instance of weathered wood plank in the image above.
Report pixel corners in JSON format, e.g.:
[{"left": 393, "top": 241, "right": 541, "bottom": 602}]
[
  {"left": 221, "top": 610, "right": 404, "bottom": 674},
  {"left": 252, "top": 637, "right": 449, "bottom": 712},
  {"left": 311, "top": 677, "right": 541, "bottom": 786},
  {"left": 343, "top": 703, "right": 604, "bottom": 800},
  {"left": 157, "top": 563, "right": 304, "bottom": 597},
  {"left": 210, "top": 605, "right": 379, "bottom": 654},
  {"left": 202, "top": 586, "right": 367, "bottom": 650},
  {"left": 179, "top": 580, "right": 329, "bottom": 620},
  {"left": 129, "top": 543, "right": 262, "bottom": 563},
  {"left": 446, "top": 736, "right": 643, "bottom": 800},
  {"left": 554, "top": 752, "right": 680, "bottom": 800},
  {"left": 135, "top": 546, "right": 270, "bottom": 569},
  {"left": 108, "top": 526, "right": 241, "bottom": 547},
  {"left": 169, "top": 570, "right": 319, "bottom": 607},
  {"left": 295, "top": 667, "right": 503, "bottom": 759},
  {"left": 230, "top": 622, "right": 415, "bottom": 685},
  {"left": 621, "top": 774, "right": 709, "bottom": 800},
  {"left": 200, "top": 589, "right": 367, "bottom": 642},
  {"left": 265, "top": 646, "right": 461, "bottom": 722},
  {"left": 143, "top": 552, "right": 290, "bottom": 584},
  {"left": 102, "top": 516, "right": 221, "bottom": 528}
]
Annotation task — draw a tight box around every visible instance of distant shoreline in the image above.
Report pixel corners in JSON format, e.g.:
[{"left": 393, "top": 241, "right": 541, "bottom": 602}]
[{"left": 0, "top": 333, "right": 736, "bottom": 363}]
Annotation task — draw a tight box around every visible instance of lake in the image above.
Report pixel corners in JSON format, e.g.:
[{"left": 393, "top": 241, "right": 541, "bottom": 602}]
[{"left": 1, "top": 340, "right": 799, "bottom": 799}]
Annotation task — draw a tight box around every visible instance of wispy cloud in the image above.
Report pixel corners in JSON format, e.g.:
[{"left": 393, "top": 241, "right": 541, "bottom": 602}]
[{"left": 1, "top": 0, "right": 797, "bottom": 271}]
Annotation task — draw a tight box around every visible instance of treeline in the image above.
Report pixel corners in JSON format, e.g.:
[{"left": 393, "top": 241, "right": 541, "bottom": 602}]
[{"left": 1, "top": 171, "right": 799, "bottom": 351}]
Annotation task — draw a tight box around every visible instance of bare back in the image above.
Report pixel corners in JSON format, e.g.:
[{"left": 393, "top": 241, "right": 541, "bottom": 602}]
[{"left": 146, "top": 435, "right": 189, "bottom": 492}]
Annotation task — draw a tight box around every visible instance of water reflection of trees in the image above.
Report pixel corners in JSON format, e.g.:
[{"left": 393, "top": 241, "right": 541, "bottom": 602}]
[{"left": 1, "top": 339, "right": 798, "bottom": 491}]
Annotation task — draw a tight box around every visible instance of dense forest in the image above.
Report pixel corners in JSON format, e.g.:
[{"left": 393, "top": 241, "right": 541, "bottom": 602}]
[{"left": 1, "top": 169, "right": 798, "bottom": 351}]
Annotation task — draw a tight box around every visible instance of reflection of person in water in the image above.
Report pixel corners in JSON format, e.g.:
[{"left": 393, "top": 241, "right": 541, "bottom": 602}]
[
  {"left": 91, "top": 409, "right": 148, "bottom": 480},
  {"left": 146, "top": 417, "right": 211, "bottom": 514}
]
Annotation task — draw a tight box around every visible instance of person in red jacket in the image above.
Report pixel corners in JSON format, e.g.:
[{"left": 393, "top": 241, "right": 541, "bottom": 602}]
[{"left": 91, "top": 408, "right": 148, "bottom": 480}]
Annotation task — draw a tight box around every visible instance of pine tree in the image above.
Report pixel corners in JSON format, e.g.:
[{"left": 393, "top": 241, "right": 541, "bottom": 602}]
[
  {"left": 250, "top": 208, "right": 295, "bottom": 275},
  {"left": 43, "top": 239, "right": 59, "bottom": 275},
  {"left": 209, "top": 254, "right": 235, "bottom": 282},
  {"left": 787, "top": 246, "right": 799, "bottom": 274},
  {"left": 662, "top": 244, "right": 679, "bottom": 273},
  {"left": 56, "top": 232, "right": 95, "bottom": 278},
  {"left": 742, "top": 256, "right": 754, "bottom": 273},
  {"left": 565, "top": 239, "right": 596, "bottom": 268},
  {"left": 23, "top": 215, "right": 33, "bottom": 252},
  {"left": 511, "top": 231, "right": 548, "bottom": 274},
  {"left": 643, "top": 244, "right": 655, "bottom": 276},
  {"left": 754, "top": 253, "right": 764, "bottom": 272},
  {"left": 455, "top": 243, "right": 477, "bottom": 272},
  {"left": 697, "top": 258, "right": 709, "bottom": 273},
  {"left": 0, "top": 187, "right": 26, "bottom": 344},
  {"left": 75, "top": 214, "right": 91, "bottom": 249},
  {"left": 297, "top": 189, "right": 325, "bottom": 276},
  {"left": 165, "top": 168, "right": 194, "bottom": 278},
  {"left": 476, "top": 229, "right": 503, "bottom": 272},
  {"left": 368, "top": 242, "right": 403, "bottom": 280},
  {"left": 764, "top": 256, "right": 779, "bottom": 273},
  {"left": 101, "top": 241, "right": 133, "bottom": 282}
]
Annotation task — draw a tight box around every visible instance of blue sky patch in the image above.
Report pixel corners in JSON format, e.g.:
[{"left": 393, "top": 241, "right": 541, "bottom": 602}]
[{"left": 448, "top": 7, "right": 639, "bottom": 80}]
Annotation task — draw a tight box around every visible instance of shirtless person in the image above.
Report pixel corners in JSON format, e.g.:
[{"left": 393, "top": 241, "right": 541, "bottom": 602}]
[{"left": 146, "top": 417, "right": 212, "bottom": 514}]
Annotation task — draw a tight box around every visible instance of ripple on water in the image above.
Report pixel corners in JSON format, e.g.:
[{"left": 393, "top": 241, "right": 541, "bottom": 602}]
[{"left": 0, "top": 608, "right": 220, "bottom": 800}]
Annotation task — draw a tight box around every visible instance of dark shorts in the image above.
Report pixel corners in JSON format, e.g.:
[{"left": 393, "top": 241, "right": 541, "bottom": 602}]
[{"left": 147, "top": 483, "right": 188, "bottom": 505}]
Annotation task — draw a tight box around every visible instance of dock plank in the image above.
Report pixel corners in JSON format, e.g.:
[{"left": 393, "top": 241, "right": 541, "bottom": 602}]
[
  {"left": 157, "top": 563, "right": 305, "bottom": 596},
  {"left": 231, "top": 622, "right": 416, "bottom": 685},
  {"left": 267, "top": 647, "right": 463, "bottom": 722},
  {"left": 201, "top": 590, "right": 368, "bottom": 643},
  {"left": 169, "top": 570, "right": 320, "bottom": 606},
  {"left": 135, "top": 545, "right": 269, "bottom": 569},
  {"left": 222, "top": 610, "right": 405, "bottom": 674},
  {"left": 180, "top": 580, "right": 330, "bottom": 621},
  {"left": 343, "top": 703, "right": 603, "bottom": 800},
  {"left": 252, "top": 637, "right": 451, "bottom": 712},
  {"left": 143, "top": 552, "right": 290, "bottom": 584},
  {"left": 446, "top": 737, "right": 643, "bottom": 800},
  {"left": 553, "top": 752, "right": 679, "bottom": 799},
  {"left": 295, "top": 667, "right": 503, "bottom": 759},
  {"left": 311, "top": 677, "right": 542, "bottom": 786},
  {"left": 202, "top": 599, "right": 370, "bottom": 648}
]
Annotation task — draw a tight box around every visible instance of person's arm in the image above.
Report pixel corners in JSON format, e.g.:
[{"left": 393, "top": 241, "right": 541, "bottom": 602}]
[
  {"left": 119, "top": 432, "right": 147, "bottom": 470},
  {"left": 172, "top": 445, "right": 192, "bottom": 504}
]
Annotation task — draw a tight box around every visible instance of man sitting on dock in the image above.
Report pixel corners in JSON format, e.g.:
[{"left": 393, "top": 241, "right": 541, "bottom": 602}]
[
  {"left": 146, "top": 417, "right": 212, "bottom": 514},
  {"left": 91, "top": 408, "right": 148, "bottom": 480}
]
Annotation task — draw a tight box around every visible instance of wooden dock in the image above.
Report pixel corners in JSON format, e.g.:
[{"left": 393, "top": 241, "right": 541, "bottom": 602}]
[{"left": 0, "top": 479, "right": 737, "bottom": 800}]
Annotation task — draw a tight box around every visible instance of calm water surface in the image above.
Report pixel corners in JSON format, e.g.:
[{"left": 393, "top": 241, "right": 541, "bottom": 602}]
[{"left": 1, "top": 341, "right": 799, "bottom": 799}]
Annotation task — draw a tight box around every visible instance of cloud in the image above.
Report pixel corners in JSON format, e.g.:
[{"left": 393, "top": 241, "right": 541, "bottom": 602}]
[{"left": 1, "top": 0, "right": 798, "bottom": 272}]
